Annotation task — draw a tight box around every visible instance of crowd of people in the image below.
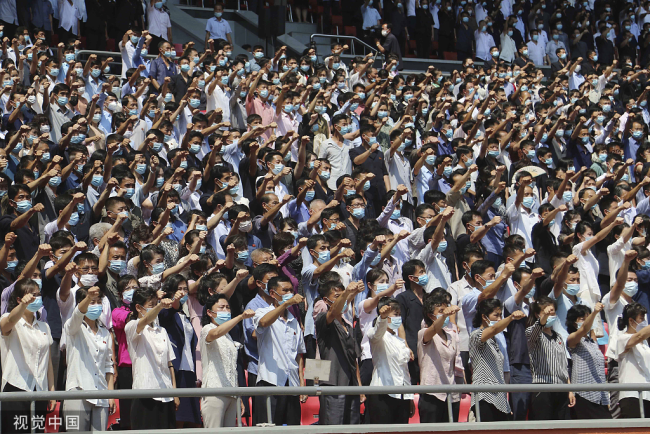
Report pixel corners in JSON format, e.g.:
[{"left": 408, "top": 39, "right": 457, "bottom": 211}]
[{"left": 1, "top": 0, "right": 650, "bottom": 432}]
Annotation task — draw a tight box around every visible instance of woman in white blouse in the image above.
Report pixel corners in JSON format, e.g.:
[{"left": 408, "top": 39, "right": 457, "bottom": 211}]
[
  {"left": 0, "top": 278, "right": 56, "bottom": 433},
  {"left": 62, "top": 286, "right": 115, "bottom": 431},
  {"left": 612, "top": 302, "right": 650, "bottom": 418},
  {"left": 200, "top": 293, "right": 255, "bottom": 427},
  {"left": 125, "top": 287, "right": 178, "bottom": 429},
  {"left": 366, "top": 297, "right": 414, "bottom": 424}
]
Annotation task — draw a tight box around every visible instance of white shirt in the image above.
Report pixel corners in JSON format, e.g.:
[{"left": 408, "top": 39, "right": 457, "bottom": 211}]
[
  {"left": 253, "top": 305, "right": 306, "bottom": 387},
  {"left": 63, "top": 306, "right": 114, "bottom": 406},
  {"left": 125, "top": 319, "right": 175, "bottom": 402},
  {"left": 572, "top": 241, "right": 601, "bottom": 305},
  {"left": 0, "top": 314, "right": 53, "bottom": 392},
  {"left": 612, "top": 333, "right": 650, "bottom": 401},
  {"left": 527, "top": 40, "right": 546, "bottom": 66},
  {"left": 367, "top": 317, "right": 414, "bottom": 399},
  {"left": 607, "top": 238, "right": 632, "bottom": 287},
  {"left": 602, "top": 292, "right": 647, "bottom": 359},
  {"left": 57, "top": 286, "right": 112, "bottom": 350},
  {"left": 207, "top": 85, "right": 231, "bottom": 121},
  {"left": 476, "top": 31, "right": 496, "bottom": 61},
  {"left": 119, "top": 40, "right": 137, "bottom": 80},
  {"left": 417, "top": 243, "right": 452, "bottom": 291},
  {"left": 147, "top": 6, "right": 172, "bottom": 39},
  {"left": 384, "top": 149, "right": 413, "bottom": 204},
  {"left": 358, "top": 298, "right": 378, "bottom": 361},
  {"left": 318, "top": 138, "right": 352, "bottom": 190},
  {"left": 200, "top": 323, "right": 240, "bottom": 392},
  {"left": 59, "top": 0, "right": 82, "bottom": 34},
  {"left": 506, "top": 203, "right": 539, "bottom": 249}
]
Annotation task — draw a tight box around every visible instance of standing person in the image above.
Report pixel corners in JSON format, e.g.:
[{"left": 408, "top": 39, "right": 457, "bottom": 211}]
[
  {"left": 147, "top": 0, "right": 172, "bottom": 48},
  {"left": 62, "top": 286, "right": 115, "bottom": 431},
  {"left": 125, "top": 288, "right": 179, "bottom": 430},
  {"left": 315, "top": 280, "right": 363, "bottom": 425},
  {"left": 111, "top": 275, "right": 140, "bottom": 430},
  {"left": 566, "top": 303, "right": 611, "bottom": 419},
  {"left": 252, "top": 276, "right": 306, "bottom": 425},
  {"left": 414, "top": 0, "right": 433, "bottom": 59},
  {"left": 526, "top": 296, "right": 575, "bottom": 420},
  {"left": 0, "top": 279, "right": 56, "bottom": 434},
  {"left": 611, "top": 302, "right": 650, "bottom": 418},
  {"left": 158, "top": 275, "right": 201, "bottom": 428},
  {"left": 205, "top": 3, "right": 233, "bottom": 47},
  {"left": 366, "top": 297, "right": 414, "bottom": 424},
  {"left": 375, "top": 23, "right": 403, "bottom": 67},
  {"left": 418, "top": 289, "right": 462, "bottom": 423},
  {"left": 470, "top": 298, "right": 525, "bottom": 422},
  {"left": 200, "top": 294, "right": 255, "bottom": 428}
]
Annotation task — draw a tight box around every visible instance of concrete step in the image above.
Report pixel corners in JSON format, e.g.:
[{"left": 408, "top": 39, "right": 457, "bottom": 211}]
[{"left": 285, "top": 22, "right": 318, "bottom": 34}]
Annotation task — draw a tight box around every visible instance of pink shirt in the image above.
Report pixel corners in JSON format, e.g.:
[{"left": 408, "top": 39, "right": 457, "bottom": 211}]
[
  {"left": 245, "top": 97, "right": 274, "bottom": 139},
  {"left": 417, "top": 325, "right": 463, "bottom": 402},
  {"left": 112, "top": 306, "right": 133, "bottom": 367}
]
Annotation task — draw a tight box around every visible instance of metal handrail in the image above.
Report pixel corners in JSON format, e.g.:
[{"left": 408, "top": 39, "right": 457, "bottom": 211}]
[
  {"left": 0, "top": 383, "right": 647, "bottom": 431},
  {"left": 310, "top": 33, "right": 382, "bottom": 58}
]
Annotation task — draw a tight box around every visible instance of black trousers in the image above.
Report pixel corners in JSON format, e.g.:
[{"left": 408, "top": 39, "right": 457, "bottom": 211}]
[
  {"left": 130, "top": 398, "right": 176, "bottom": 430},
  {"left": 473, "top": 400, "right": 508, "bottom": 422},
  {"left": 437, "top": 33, "right": 454, "bottom": 57},
  {"left": 359, "top": 359, "right": 373, "bottom": 386},
  {"left": 529, "top": 391, "right": 570, "bottom": 420},
  {"left": 418, "top": 393, "right": 459, "bottom": 423},
  {"left": 620, "top": 397, "right": 650, "bottom": 419},
  {"left": 460, "top": 350, "right": 471, "bottom": 385},
  {"left": 254, "top": 380, "right": 301, "bottom": 425},
  {"left": 248, "top": 372, "right": 259, "bottom": 426},
  {"left": 415, "top": 35, "right": 431, "bottom": 59},
  {"left": 571, "top": 394, "right": 612, "bottom": 420},
  {"left": 1, "top": 384, "right": 48, "bottom": 433},
  {"left": 407, "top": 359, "right": 420, "bottom": 386},
  {"left": 116, "top": 365, "right": 133, "bottom": 429},
  {"left": 365, "top": 394, "right": 410, "bottom": 424}
]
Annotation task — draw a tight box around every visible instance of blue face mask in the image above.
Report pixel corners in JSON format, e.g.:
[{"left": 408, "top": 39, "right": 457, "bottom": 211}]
[
  {"left": 363, "top": 181, "right": 371, "bottom": 191},
  {"left": 237, "top": 250, "right": 250, "bottom": 262},
  {"left": 26, "top": 296, "right": 43, "bottom": 312},
  {"left": 352, "top": 208, "right": 365, "bottom": 219},
  {"left": 109, "top": 260, "right": 126, "bottom": 274},
  {"left": 85, "top": 304, "right": 103, "bottom": 321},
  {"left": 68, "top": 212, "right": 80, "bottom": 227},
  {"left": 544, "top": 315, "right": 557, "bottom": 328},
  {"left": 152, "top": 263, "right": 166, "bottom": 274},
  {"left": 5, "top": 260, "right": 18, "bottom": 272},
  {"left": 215, "top": 311, "right": 231, "bottom": 324},
  {"left": 316, "top": 250, "right": 331, "bottom": 263},
  {"left": 443, "top": 166, "right": 453, "bottom": 177},
  {"left": 563, "top": 191, "right": 572, "bottom": 202},
  {"left": 179, "top": 294, "right": 188, "bottom": 304},
  {"left": 390, "top": 209, "right": 401, "bottom": 220},
  {"left": 122, "top": 289, "right": 135, "bottom": 304},
  {"left": 565, "top": 283, "right": 580, "bottom": 295},
  {"left": 388, "top": 316, "right": 402, "bottom": 330},
  {"left": 522, "top": 196, "right": 535, "bottom": 208},
  {"left": 415, "top": 274, "right": 429, "bottom": 287},
  {"left": 278, "top": 293, "right": 293, "bottom": 305},
  {"left": 124, "top": 188, "right": 135, "bottom": 199},
  {"left": 15, "top": 200, "right": 33, "bottom": 213},
  {"left": 437, "top": 240, "right": 448, "bottom": 252}
]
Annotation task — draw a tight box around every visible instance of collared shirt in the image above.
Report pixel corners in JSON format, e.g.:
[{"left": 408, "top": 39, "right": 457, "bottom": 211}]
[
  {"left": 286, "top": 198, "right": 311, "bottom": 225},
  {"left": 418, "top": 325, "right": 462, "bottom": 402},
  {"left": 63, "top": 306, "right": 114, "bottom": 406},
  {"left": 384, "top": 149, "right": 413, "bottom": 204},
  {"left": 125, "top": 319, "right": 175, "bottom": 402},
  {"left": 149, "top": 57, "right": 178, "bottom": 86},
  {"left": 147, "top": 6, "right": 171, "bottom": 38},
  {"left": 119, "top": 40, "right": 136, "bottom": 79},
  {"left": 462, "top": 288, "right": 510, "bottom": 371},
  {"left": 243, "top": 294, "right": 270, "bottom": 375},
  {"left": 545, "top": 40, "right": 566, "bottom": 63},
  {"left": 205, "top": 16, "right": 232, "bottom": 40},
  {"left": 253, "top": 305, "right": 305, "bottom": 387},
  {"left": 475, "top": 31, "right": 495, "bottom": 61},
  {"left": 527, "top": 40, "right": 546, "bottom": 66},
  {"left": 506, "top": 203, "right": 539, "bottom": 249},
  {"left": 360, "top": 4, "right": 381, "bottom": 30},
  {"left": 415, "top": 166, "right": 434, "bottom": 205},
  {"left": 368, "top": 317, "right": 413, "bottom": 399},
  {"left": 318, "top": 138, "right": 353, "bottom": 190},
  {"left": 0, "top": 313, "right": 53, "bottom": 392},
  {"left": 245, "top": 97, "right": 275, "bottom": 139},
  {"left": 525, "top": 320, "right": 569, "bottom": 384},
  {"left": 300, "top": 263, "right": 321, "bottom": 338},
  {"left": 47, "top": 102, "right": 74, "bottom": 143},
  {"left": 59, "top": 0, "right": 82, "bottom": 34},
  {"left": 448, "top": 276, "right": 474, "bottom": 351},
  {"left": 0, "top": 0, "right": 18, "bottom": 25},
  {"left": 396, "top": 289, "right": 424, "bottom": 357},
  {"left": 416, "top": 242, "right": 452, "bottom": 290},
  {"left": 469, "top": 328, "right": 510, "bottom": 414},
  {"left": 569, "top": 336, "right": 609, "bottom": 405}
]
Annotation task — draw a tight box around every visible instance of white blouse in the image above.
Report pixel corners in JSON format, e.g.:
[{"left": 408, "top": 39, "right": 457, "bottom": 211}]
[
  {"left": 367, "top": 317, "right": 413, "bottom": 400},
  {"left": 200, "top": 324, "right": 240, "bottom": 395},
  {"left": 0, "top": 313, "right": 53, "bottom": 392},
  {"left": 125, "top": 319, "right": 175, "bottom": 402},
  {"left": 63, "top": 307, "right": 114, "bottom": 406},
  {"left": 612, "top": 332, "right": 650, "bottom": 402}
]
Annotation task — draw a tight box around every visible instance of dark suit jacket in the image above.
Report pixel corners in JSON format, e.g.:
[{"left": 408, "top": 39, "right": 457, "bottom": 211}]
[{"left": 159, "top": 307, "right": 198, "bottom": 372}]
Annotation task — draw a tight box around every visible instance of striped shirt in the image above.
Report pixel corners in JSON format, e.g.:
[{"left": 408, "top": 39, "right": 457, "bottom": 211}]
[
  {"left": 469, "top": 328, "right": 511, "bottom": 414},
  {"left": 525, "top": 320, "right": 569, "bottom": 384},
  {"left": 569, "top": 336, "right": 609, "bottom": 405}
]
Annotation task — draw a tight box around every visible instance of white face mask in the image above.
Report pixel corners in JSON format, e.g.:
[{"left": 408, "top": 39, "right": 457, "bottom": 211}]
[{"left": 79, "top": 274, "right": 99, "bottom": 287}]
